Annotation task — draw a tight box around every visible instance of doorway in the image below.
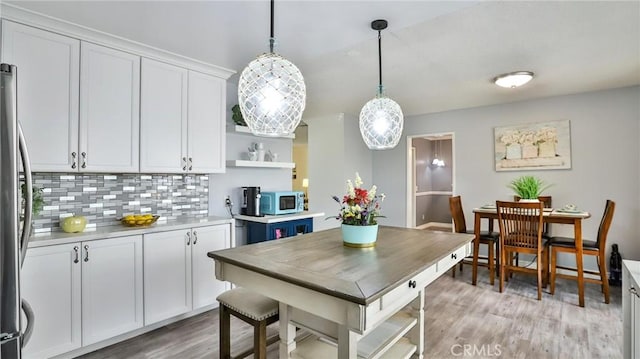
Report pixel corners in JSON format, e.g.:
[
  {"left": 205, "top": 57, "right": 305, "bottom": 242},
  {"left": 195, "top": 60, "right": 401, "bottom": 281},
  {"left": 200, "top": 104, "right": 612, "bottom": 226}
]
[{"left": 406, "top": 133, "right": 455, "bottom": 229}]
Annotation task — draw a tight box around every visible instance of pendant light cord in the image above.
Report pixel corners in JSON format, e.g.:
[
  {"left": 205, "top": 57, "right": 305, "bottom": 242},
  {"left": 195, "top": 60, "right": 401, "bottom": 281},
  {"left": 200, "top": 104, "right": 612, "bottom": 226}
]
[
  {"left": 269, "top": 0, "right": 275, "bottom": 53},
  {"left": 377, "top": 30, "right": 383, "bottom": 95}
]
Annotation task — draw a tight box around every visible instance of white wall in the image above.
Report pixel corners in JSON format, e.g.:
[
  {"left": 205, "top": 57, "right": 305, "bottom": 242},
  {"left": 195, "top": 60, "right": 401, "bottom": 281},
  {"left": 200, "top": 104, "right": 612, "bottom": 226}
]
[
  {"left": 373, "top": 86, "right": 640, "bottom": 267},
  {"left": 209, "top": 82, "right": 294, "bottom": 245},
  {"left": 307, "top": 113, "right": 373, "bottom": 231}
]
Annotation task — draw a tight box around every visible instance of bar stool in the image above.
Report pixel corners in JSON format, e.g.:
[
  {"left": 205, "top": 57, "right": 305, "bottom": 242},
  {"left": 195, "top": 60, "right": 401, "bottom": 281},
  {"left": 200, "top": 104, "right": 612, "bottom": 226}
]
[{"left": 217, "top": 287, "right": 279, "bottom": 359}]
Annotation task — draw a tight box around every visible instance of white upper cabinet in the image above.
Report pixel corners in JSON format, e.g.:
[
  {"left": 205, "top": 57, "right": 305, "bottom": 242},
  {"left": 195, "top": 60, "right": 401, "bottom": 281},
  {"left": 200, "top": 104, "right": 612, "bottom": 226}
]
[
  {"left": 188, "top": 70, "right": 225, "bottom": 173},
  {"left": 140, "top": 58, "right": 188, "bottom": 173},
  {"left": 140, "top": 58, "right": 226, "bottom": 174},
  {"left": 80, "top": 42, "right": 140, "bottom": 172},
  {"left": 1, "top": 20, "right": 80, "bottom": 172}
]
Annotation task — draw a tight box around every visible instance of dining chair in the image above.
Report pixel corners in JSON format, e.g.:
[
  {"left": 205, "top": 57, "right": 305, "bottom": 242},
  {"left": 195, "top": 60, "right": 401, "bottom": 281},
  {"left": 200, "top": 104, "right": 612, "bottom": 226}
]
[
  {"left": 496, "top": 201, "right": 548, "bottom": 300},
  {"left": 513, "top": 196, "right": 552, "bottom": 269},
  {"left": 449, "top": 196, "right": 499, "bottom": 284},
  {"left": 549, "top": 199, "right": 615, "bottom": 304}
]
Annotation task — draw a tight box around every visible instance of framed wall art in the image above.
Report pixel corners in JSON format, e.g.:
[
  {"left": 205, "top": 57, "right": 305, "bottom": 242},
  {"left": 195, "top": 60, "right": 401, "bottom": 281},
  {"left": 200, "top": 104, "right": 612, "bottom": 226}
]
[{"left": 494, "top": 120, "right": 571, "bottom": 171}]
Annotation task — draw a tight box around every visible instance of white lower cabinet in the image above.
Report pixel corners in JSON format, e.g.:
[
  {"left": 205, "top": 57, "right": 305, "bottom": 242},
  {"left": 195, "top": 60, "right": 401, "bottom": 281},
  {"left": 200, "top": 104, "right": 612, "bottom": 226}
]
[
  {"left": 623, "top": 260, "right": 640, "bottom": 359},
  {"left": 21, "top": 235, "right": 143, "bottom": 358},
  {"left": 192, "top": 225, "right": 230, "bottom": 309},
  {"left": 144, "top": 224, "right": 230, "bottom": 325},
  {"left": 21, "top": 243, "right": 81, "bottom": 359}
]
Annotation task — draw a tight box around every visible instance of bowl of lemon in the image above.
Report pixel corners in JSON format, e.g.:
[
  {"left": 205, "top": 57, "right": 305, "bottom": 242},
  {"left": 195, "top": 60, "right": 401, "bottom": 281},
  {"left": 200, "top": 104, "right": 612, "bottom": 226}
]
[{"left": 120, "top": 214, "right": 160, "bottom": 227}]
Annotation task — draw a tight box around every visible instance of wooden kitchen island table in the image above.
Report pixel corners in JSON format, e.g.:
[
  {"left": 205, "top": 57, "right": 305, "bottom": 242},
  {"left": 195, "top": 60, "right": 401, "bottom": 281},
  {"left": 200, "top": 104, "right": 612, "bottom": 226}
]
[{"left": 208, "top": 226, "right": 474, "bottom": 359}]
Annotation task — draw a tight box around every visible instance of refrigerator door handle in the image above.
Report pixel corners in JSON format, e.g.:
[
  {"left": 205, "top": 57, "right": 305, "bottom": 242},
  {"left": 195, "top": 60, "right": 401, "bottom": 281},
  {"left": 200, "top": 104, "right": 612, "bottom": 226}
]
[
  {"left": 18, "top": 123, "right": 33, "bottom": 267},
  {"left": 20, "top": 299, "right": 34, "bottom": 347}
]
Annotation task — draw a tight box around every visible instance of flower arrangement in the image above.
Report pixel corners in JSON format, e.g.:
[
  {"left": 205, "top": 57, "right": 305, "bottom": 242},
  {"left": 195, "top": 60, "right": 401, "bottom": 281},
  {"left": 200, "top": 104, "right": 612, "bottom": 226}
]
[{"left": 330, "top": 173, "right": 385, "bottom": 226}]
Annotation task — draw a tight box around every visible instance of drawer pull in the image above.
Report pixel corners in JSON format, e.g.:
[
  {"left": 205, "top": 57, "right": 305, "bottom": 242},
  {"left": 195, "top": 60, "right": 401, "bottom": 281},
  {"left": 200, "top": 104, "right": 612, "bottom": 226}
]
[
  {"left": 83, "top": 245, "right": 89, "bottom": 262},
  {"left": 630, "top": 287, "right": 640, "bottom": 298},
  {"left": 186, "top": 231, "right": 191, "bottom": 246},
  {"left": 451, "top": 253, "right": 458, "bottom": 260},
  {"left": 71, "top": 152, "right": 77, "bottom": 169},
  {"left": 408, "top": 280, "right": 417, "bottom": 288},
  {"left": 73, "top": 246, "right": 79, "bottom": 264}
]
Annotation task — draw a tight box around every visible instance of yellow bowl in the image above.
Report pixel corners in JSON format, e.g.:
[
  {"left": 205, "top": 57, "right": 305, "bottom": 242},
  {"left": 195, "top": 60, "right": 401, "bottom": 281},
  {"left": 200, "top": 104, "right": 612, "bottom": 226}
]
[{"left": 120, "top": 215, "right": 160, "bottom": 227}]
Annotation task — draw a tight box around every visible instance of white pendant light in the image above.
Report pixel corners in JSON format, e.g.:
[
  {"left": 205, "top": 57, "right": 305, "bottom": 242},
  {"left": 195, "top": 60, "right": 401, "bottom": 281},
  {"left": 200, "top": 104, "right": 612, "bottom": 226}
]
[
  {"left": 359, "top": 19, "right": 404, "bottom": 150},
  {"left": 238, "top": 0, "right": 306, "bottom": 137},
  {"left": 493, "top": 71, "right": 534, "bottom": 88}
]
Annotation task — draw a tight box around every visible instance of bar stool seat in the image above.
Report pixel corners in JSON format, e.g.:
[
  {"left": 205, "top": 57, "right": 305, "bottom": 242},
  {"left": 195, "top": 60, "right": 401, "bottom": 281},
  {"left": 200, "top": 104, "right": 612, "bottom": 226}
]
[{"left": 217, "top": 288, "right": 279, "bottom": 359}]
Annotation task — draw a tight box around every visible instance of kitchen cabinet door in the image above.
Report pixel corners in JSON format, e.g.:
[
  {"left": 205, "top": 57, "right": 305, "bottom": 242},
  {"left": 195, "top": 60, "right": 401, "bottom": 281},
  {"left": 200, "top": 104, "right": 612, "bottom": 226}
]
[
  {"left": 1, "top": 20, "right": 80, "bottom": 172},
  {"left": 143, "top": 229, "right": 192, "bottom": 325},
  {"left": 140, "top": 58, "right": 188, "bottom": 173},
  {"left": 191, "top": 225, "right": 230, "bottom": 309},
  {"left": 80, "top": 42, "right": 140, "bottom": 172},
  {"left": 81, "top": 236, "right": 143, "bottom": 346},
  {"left": 21, "top": 243, "right": 82, "bottom": 359},
  {"left": 187, "top": 70, "right": 225, "bottom": 173}
]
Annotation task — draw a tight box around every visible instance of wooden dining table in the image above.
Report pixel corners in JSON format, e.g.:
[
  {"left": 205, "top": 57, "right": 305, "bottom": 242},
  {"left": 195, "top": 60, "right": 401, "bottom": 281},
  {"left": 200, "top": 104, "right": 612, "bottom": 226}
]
[{"left": 472, "top": 206, "right": 591, "bottom": 307}]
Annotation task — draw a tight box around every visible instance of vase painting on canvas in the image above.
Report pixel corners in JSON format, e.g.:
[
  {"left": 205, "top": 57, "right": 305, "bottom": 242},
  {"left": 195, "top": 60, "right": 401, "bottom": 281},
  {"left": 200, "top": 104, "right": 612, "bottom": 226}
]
[{"left": 494, "top": 120, "right": 571, "bottom": 171}]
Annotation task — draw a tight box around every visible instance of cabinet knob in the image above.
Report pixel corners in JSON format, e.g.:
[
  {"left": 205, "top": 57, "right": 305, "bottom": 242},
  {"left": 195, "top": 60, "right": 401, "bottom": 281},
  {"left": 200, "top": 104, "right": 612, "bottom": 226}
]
[{"left": 408, "top": 280, "right": 417, "bottom": 288}]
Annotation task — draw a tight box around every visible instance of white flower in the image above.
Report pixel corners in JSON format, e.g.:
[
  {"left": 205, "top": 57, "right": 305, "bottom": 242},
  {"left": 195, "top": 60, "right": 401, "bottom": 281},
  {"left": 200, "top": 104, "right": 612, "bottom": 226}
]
[
  {"left": 354, "top": 172, "right": 363, "bottom": 188},
  {"left": 368, "top": 185, "right": 377, "bottom": 200},
  {"left": 347, "top": 180, "right": 355, "bottom": 197},
  {"left": 380, "top": 193, "right": 386, "bottom": 201},
  {"left": 353, "top": 204, "right": 361, "bottom": 212}
]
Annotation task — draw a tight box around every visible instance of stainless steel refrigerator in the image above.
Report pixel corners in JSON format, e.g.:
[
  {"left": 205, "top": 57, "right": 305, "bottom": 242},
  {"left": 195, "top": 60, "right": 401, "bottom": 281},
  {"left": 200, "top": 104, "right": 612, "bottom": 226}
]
[{"left": 0, "top": 63, "right": 35, "bottom": 358}]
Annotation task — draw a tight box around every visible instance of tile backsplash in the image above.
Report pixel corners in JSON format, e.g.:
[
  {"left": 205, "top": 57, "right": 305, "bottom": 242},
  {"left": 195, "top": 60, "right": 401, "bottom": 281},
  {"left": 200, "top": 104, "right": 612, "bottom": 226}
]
[{"left": 29, "top": 173, "right": 209, "bottom": 234}]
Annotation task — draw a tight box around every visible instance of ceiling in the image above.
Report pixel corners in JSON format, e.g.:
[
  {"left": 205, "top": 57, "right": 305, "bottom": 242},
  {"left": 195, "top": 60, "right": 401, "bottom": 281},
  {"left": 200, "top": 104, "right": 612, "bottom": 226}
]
[{"left": 9, "top": 0, "right": 640, "bottom": 119}]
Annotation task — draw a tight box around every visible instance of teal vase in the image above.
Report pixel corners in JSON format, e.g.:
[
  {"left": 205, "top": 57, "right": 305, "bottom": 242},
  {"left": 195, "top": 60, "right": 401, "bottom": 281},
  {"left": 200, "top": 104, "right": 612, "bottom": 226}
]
[{"left": 341, "top": 224, "right": 378, "bottom": 248}]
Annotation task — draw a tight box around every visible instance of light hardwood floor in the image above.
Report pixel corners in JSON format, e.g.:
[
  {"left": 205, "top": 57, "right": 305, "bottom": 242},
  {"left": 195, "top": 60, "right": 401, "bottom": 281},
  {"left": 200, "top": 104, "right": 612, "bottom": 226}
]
[{"left": 79, "top": 266, "right": 622, "bottom": 359}]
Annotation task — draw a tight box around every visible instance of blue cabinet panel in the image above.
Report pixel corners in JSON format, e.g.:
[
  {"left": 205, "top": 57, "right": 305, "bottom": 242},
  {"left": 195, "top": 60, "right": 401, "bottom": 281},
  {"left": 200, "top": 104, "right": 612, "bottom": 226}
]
[{"left": 246, "top": 218, "right": 314, "bottom": 244}]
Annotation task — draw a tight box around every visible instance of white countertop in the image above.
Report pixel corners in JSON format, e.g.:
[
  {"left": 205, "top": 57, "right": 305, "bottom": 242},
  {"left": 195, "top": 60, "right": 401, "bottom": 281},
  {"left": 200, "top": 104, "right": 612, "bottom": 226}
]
[
  {"left": 233, "top": 211, "right": 324, "bottom": 224},
  {"left": 28, "top": 216, "right": 234, "bottom": 248}
]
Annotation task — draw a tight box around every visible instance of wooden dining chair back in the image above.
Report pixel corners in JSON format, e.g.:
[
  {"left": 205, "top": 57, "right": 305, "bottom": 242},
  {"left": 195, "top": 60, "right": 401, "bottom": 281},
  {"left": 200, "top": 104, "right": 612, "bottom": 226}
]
[
  {"left": 449, "top": 196, "right": 499, "bottom": 284},
  {"left": 450, "top": 196, "right": 468, "bottom": 233},
  {"left": 496, "top": 200, "right": 548, "bottom": 300},
  {"left": 514, "top": 195, "right": 552, "bottom": 237},
  {"left": 550, "top": 200, "right": 615, "bottom": 304}
]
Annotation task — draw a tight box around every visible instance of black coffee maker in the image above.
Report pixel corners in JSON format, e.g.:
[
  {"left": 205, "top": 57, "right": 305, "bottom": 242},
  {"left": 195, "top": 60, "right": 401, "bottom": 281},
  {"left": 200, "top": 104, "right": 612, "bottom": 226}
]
[{"left": 241, "top": 187, "right": 263, "bottom": 217}]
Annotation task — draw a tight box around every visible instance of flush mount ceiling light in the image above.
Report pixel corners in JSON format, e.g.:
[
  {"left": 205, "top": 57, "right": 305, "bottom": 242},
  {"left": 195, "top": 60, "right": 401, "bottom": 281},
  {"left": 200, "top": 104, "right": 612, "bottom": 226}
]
[
  {"left": 493, "top": 71, "right": 534, "bottom": 88},
  {"left": 359, "top": 19, "right": 404, "bottom": 150},
  {"left": 238, "top": 0, "right": 306, "bottom": 137}
]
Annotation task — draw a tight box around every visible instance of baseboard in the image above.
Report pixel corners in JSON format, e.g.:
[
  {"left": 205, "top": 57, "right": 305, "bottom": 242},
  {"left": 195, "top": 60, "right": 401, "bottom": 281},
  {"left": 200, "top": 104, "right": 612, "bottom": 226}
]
[{"left": 416, "top": 222, "right": 452, "bottom": 230}]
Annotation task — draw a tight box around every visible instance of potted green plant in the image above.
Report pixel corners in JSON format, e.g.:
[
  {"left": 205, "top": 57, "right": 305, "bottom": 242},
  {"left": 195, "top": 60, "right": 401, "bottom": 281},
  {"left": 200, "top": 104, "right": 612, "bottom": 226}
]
[
  {"left": 231, "top": 104, "right": 247, "bottom": 126},
  {"left": 21, "top": 184, "right": 44, "bottom": 217},
  {"left": 508, "top": 175, "right": 551, "bottom": 201}
]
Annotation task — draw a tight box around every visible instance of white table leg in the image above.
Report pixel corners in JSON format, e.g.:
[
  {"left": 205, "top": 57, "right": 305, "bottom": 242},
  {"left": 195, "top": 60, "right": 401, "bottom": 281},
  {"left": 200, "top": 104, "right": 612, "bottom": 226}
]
[
  {"left": 409, "top": 288, "right": 425, "bottom": 359},
  {"left": 338, "top": 325, "right": 359, "bottom": 359},
  {"left": 279, "top": 302, "right": 296, "bottom": 358}
]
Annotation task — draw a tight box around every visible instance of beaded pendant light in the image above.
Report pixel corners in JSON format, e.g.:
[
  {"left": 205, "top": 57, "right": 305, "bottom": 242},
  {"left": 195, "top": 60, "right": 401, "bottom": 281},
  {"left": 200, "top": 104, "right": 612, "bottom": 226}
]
[
  {"left": 238, "top": 0, "right": 306, "bottom": 137},
  {"left": 359, "top": 19, "right": 404, "bottom": 150}
]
